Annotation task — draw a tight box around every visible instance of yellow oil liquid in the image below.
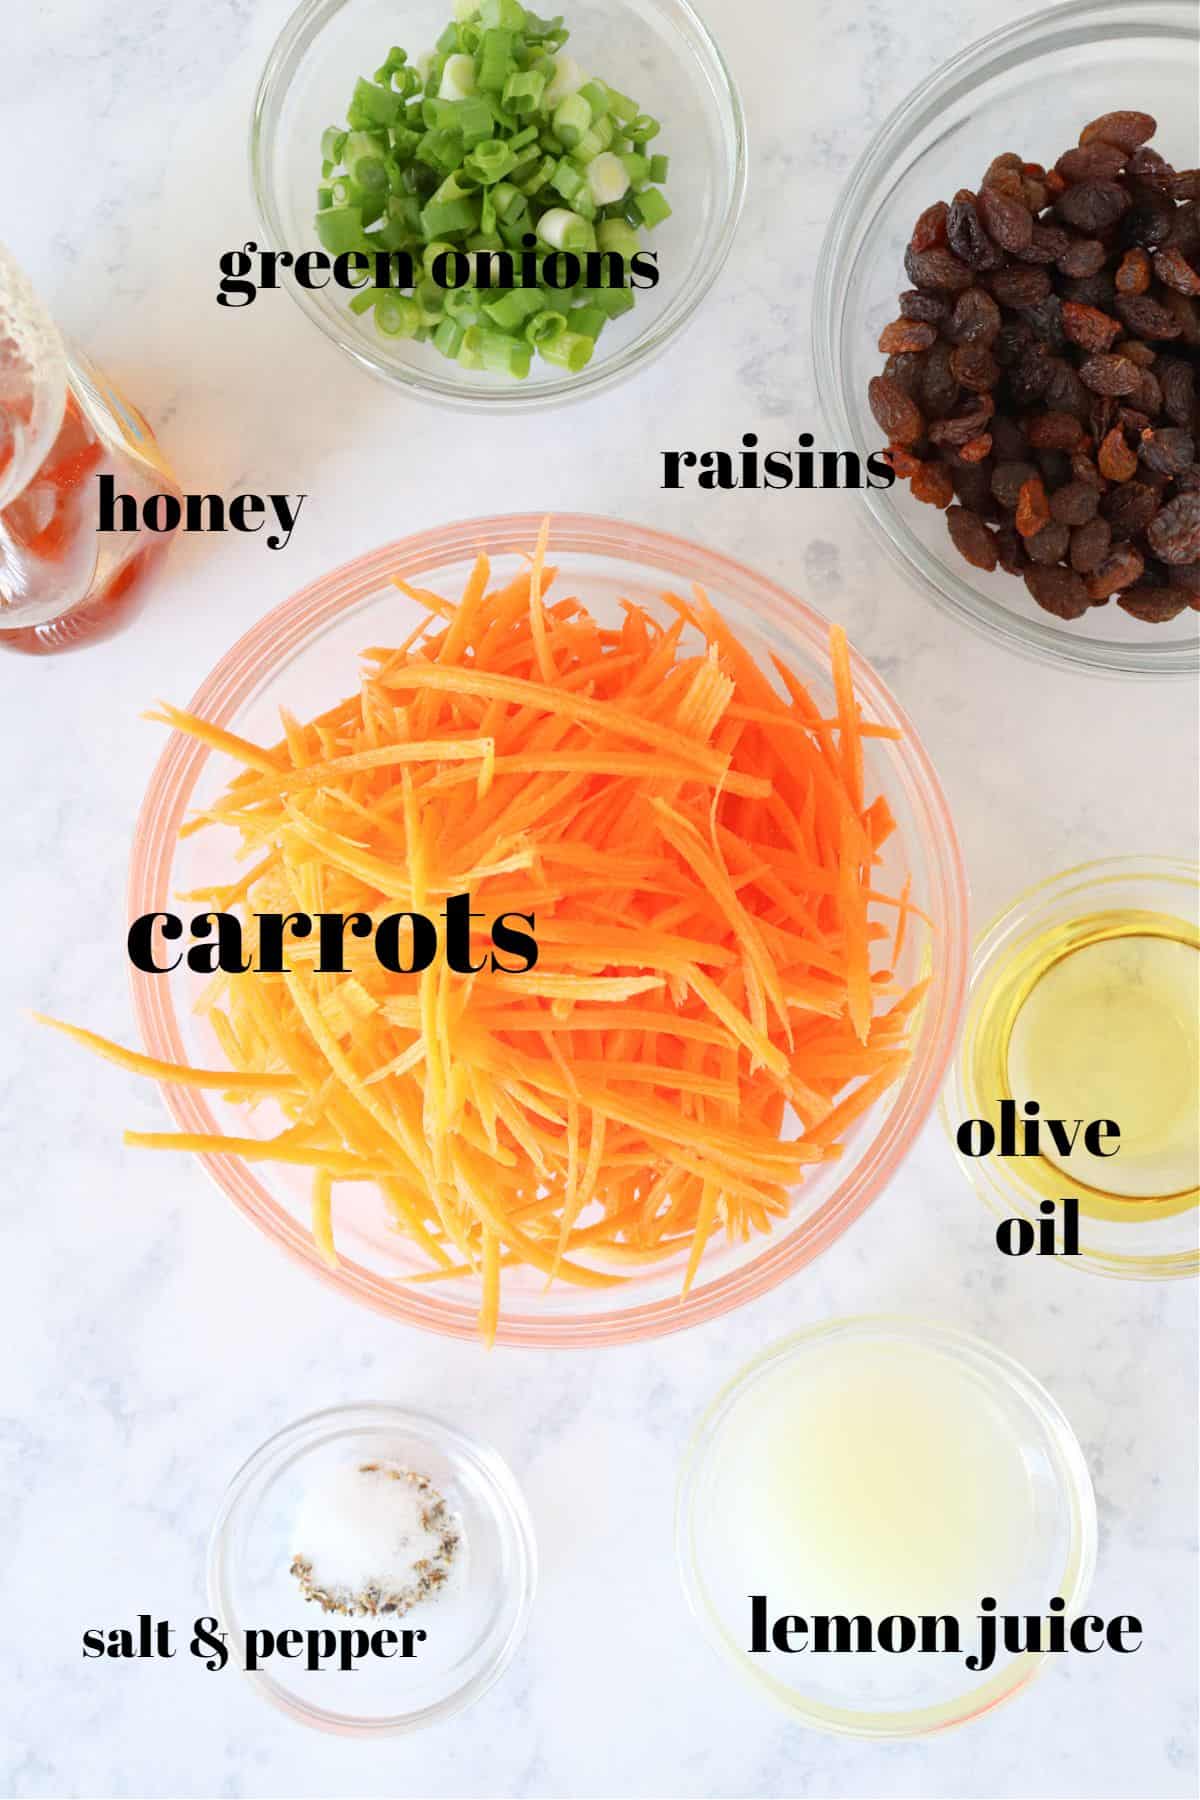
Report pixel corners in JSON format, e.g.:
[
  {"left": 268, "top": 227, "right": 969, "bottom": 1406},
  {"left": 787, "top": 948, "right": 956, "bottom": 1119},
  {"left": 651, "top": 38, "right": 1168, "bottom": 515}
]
[{"left": 972, "top": 909, "right": 1199, "bottom": 1217}]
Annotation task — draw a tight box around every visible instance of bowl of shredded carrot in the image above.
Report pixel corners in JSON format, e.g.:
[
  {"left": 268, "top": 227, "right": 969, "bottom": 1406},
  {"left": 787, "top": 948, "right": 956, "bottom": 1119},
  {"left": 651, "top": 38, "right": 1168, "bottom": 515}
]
[{"left": 106, "top": 514, "right": 966, "bottom": 1345}]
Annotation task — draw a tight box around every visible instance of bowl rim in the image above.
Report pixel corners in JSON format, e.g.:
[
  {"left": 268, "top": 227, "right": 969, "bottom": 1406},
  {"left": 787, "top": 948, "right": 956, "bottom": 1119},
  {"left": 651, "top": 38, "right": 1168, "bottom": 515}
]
[
  {"left": 206, "top": 1402, "right": 538, "bottom": 1734},
  {"left": 811, "top": 0, "right": 1200, "bottom": 679},
  {"left": 127, "top": 510, "right": 969, "bottom": 1346},
  {"left": 248, "top": 0, "right": 749, "bottom": 412},
  {"left": 675, "top": 1314, "right": 1099, "bottom": 1739},
  {"left": 941, "top": 850, "right": 1200, "bottom": 1278}
]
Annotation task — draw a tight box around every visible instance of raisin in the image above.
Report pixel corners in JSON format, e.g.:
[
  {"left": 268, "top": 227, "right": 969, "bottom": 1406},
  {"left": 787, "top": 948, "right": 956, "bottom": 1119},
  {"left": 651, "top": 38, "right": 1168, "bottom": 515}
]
[
  {"left": 950, "top": 345, "right": 1000, "bottom": 392},
  {"left": 910, "top": 460, "right": 955, "bottom": 507},
  {"left": 1056, "top": 142, "right": 1128, "bottom": 183},
  {"left": 929, "top": 395, "right": 994, "bottom": 444},
  {"left": 1115, "top": 248, "right": 1153, "bottom": 294},
  {"left": 1025, "top": 411, "right": 1085, "bottom": 450},
  {"left": 911, "top": 201, "right": 949, "bottom": 251},
  {"left": 959, "top": 434, "right": 993, "bottom": 463},
  {"left": 1049, "top": 480, "right": 1101, "bottom": 526},
  {"left": 920, "top": 340, "right": 961, "bottom": 419},
  {"left": 1061, "top": 301, "right": 1123, "bottom": 351},
  {"left": 1098, "top": 426, "right": 1138, "bottom": 481},
  {"left": 1070, "top": 451, "right": 1105, "bottom": 489},
  {"left": 991, "top": 460, "right": 1039, "bottom": 508},
  {"left": 947, "top": 191, "right": 1004, "bottom": 269},
  {"left": 1026, "top": 522, "right": 1072, "bottom": 564},
  {"left": 1009, "top": 347, "right": 1053, "bottom": 407},
  {"left": 1036, "top": 448, "right": 1072, "bottom": 490},
  {"left": 1122, "top": 185, "right": 1174, "bottom": 248},
  {"left": 947, "top": 286, "right": 1003, "bottom": 347},
  {"left": 978, "top": 186, "right": 1033, "bottom": 252},
  {"left": 1015, "top": 476, "right": 1051, "bottom": 537},
  {"left": 1055, "top": 236, "right": 1108, "bottom": 278},
  {"left": 995, "top": 522, "right": 1026, "bottom": 574},
  {"left": 1154, "top": 246, "right": 1200, "bottom": 296},
  {"left": 1114, "top": 294, "right": 1183, "bottom": 339},
  {"left": 1132, "top": 367, "right": 1163, "bottom": 415},
  {"left": 1079, "top": 354, "right": 1142, "bottom": 395},
  {"left": 1024, "top": 565, "right": 1091, "bottom": 617},
  {"left": 1168, "top": 563, "right": 1200, "bottom": 594},
  {"left": 1079, "top": 110, "right": 1157, "bottom": 152},
  {"left": 989, "top": 266, "right": 1052, "bottom": 307},
  {"left": 869, "top": 375, "right": 924, "bottom": 445},
  {"left": 993, "top": 321, "right": 1034, "bottom": 367},
  {"left": 1055, "top": 179, "right": 1130, "bottom": 232},
  {"left": 1167, "top": 199, "right": 1200, "bottom": 253},
  {"left": 1118, "top": 589, "right": 1189, "bottom": 621},
  {"left": 950, "top": 460, "right": 995, "bottom": 513},
  {"left": 904, "top": 244, "right": 975, "bottom": 293},
  {"left": 1017, "top": 223, "right": 1072, "bottom": 266},
  {"left": 1147, "top": 492, "right": 1200, "bottom": 563},
  {"left": 946, "top": 506, "right": 998, "bottom": 570},
  {"left": 899, "top": 289, "right": 950, "bottom": 324},
  {"left": 1112, "top": 337, "right": 1156, "bottom": 367},
  {"left": 884, "top": 444, "right": 923, "bottom": 479},
  {"left": 1158, "top": 358, "right": 1196, "bottom": 425},
  {"left": 878, "top": 319, "right": 938, "bottom": 353},
  {"left": 1019, "top": 296, "right": 1067, "bottom": 351},
  {"left": 1069, "top": 516, "right": 1111, "bottom": 571},
  {"left": 1086, "top": 546, "right": 1144, "bottom": 597},
  {"left": 991, "top": 415, "right": 1029, "bottom": 461},
  {"left": 1161, "top": 288, "right": 1200, "bottom": 345},
  {"left": 1171, "top": 174, "right": 1200, "bottom": 205},
  {"left": 981, "top": 154, "right": 1024, "bottom": 198},
  {"left": 1139, "top": 427, "right": 1195, "bottom": 474},
  {"left": 1103, "top": 481, "right": 1159, "bottom": 535},
  {"left": 1061, "top": 272, "right": 1117, "bottom": 310},
  {"left": 883, "top": 351, "right": 923, "bottom": 396}
]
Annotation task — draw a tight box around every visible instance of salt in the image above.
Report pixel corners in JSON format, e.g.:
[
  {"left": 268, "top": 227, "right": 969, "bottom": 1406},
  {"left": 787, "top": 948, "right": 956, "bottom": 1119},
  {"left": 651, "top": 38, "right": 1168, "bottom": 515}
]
[{"left": 290, "top": 1461, "right": 460, "bottom": 1617}]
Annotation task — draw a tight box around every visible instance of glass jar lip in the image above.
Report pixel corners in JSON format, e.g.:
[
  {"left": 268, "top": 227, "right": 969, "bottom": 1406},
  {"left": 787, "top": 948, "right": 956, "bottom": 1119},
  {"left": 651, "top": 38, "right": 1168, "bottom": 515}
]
[
  {"left": 248, "top": 0, "right": 748, "bottom": 413},
  {"left": 943, "top": 852, "right": 1200, "bottom": 1279},
  {"left": 206, "top": 1403, "right": 538, "bottom": 1735},
  {"left": 675, "top": 1314, "right": 1099, "bottom": 1739},
  {"left": 811, "top": 0, "right": 1200, "bottom": 679},
  {"left": 126, "top": 510, "right": 968, "bottom": 1347}
]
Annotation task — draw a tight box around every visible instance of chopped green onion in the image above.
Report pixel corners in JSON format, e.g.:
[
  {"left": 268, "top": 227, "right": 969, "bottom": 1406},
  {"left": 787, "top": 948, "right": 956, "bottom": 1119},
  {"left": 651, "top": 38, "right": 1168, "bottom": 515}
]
[
  {"left": 374, "top": 293, "right": 422, "bottom": 336},
  {"left": 350, "top": 78, "right": 402, "bottom": 127},
  {"left": 483, "top": 285, "right": 547, "bottom": 329},
  {"left": 525, "top": 308, "right": 568, "bottom": 344},
  {"left": 569, "top": 303, "right": 605, "bottom": 339},
  {"left": 537, "top": 326, "right": 593, "bottom": 370},
  {"left": 552, "top": 92, "right": 590, "bottom": 146},
  {"left": 315, "top": 204, "right": 364, "bottom": 253},
  {"left": 633, "top": 184, "right": 670, "bottom": 227},
  {"left": 462, "top": 322, "right": 532, "bottom": 376},
  {"left": 476, "top": 27, "right": 514, "bottom": 91},
  {"left": 578, "top": 81, "right": 610, "bottom": 119},
  {"left": 316, "top": 0, "right": 669, "bottom": 377}
]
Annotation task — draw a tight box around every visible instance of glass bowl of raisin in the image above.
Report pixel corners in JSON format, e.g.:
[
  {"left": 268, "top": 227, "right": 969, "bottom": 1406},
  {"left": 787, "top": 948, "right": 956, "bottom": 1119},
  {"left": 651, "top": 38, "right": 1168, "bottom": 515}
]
[{"left": 813, "top": 0, "right": 1200, "bottom": 677}]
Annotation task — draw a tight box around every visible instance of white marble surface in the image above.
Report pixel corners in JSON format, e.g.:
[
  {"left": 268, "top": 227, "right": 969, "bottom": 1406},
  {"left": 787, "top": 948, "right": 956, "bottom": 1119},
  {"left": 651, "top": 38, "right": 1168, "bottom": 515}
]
[{"left": 2, "top": 1, "right": 1198, "bottom": 1795}]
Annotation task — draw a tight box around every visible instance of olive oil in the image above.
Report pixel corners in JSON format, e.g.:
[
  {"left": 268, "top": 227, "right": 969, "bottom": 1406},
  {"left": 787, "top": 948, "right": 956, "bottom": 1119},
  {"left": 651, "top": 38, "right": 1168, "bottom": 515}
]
[{"left": 974, "top": 908, "right": 1199, "bottom": 1214}]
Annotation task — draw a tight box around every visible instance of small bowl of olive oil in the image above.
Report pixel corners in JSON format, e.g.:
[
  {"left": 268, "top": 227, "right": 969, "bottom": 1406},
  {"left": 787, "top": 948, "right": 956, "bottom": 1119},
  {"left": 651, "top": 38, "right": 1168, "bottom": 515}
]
[{"left": 946, "top": 856, "right": 1199, "bottom": 1280}]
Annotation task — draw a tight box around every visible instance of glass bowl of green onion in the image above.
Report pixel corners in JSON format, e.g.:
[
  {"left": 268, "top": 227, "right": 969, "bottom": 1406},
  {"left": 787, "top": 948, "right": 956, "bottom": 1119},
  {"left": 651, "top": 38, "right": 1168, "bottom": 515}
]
[{"left": 251, "top": 0, "right": 746, "bottom": 407}]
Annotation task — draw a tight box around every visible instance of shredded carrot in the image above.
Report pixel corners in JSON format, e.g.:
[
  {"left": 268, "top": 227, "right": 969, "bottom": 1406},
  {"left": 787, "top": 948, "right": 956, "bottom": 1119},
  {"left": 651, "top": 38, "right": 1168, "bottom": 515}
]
[{"left": 47, "top": 527, "right": 929, "bottom": 1339}]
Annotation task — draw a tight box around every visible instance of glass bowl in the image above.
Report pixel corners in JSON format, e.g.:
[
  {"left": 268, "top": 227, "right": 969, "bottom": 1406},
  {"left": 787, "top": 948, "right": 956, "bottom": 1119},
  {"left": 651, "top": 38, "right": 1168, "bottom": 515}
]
[
  {"left": 207, "top": 1404, "right": 537, "bottom": 1733},
  {"left": 813, "top": 0, "right": 1200, "bottom": 678},
  {"left": 250, "top": 0, "right": 746, "bottom": 409},
  {"left": 128, "top": 512, "right": 968, "bottom": 1346},
  {"left": 676, "top": 1317, "right": 1098, "bottom": 1738},
  {"left": 944, "top": 855, "right": 1199, "bottom": 1279}
]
